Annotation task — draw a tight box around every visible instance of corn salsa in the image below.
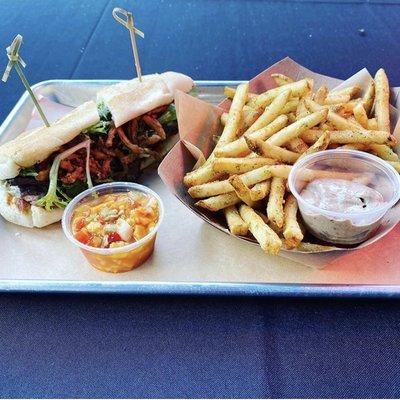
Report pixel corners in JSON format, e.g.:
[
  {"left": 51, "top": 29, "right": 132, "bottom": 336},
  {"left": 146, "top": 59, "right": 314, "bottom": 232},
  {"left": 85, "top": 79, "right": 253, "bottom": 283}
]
[{"left": 71, "top": 191, "right": 159, "bottom": 249}]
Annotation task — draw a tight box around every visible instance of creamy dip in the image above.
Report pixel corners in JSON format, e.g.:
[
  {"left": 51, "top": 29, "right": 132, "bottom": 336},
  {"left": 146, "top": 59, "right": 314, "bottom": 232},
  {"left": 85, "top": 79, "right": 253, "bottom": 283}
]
[
  {"left": 299, "top": 178, "right": 385, "bottom": 245},
  {"left": 301, "top": 178, "right": 384, "bottom": 213}
]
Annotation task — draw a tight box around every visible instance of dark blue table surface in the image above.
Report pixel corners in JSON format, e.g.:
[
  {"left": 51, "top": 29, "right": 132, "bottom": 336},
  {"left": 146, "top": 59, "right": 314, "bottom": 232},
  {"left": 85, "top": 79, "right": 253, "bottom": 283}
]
[{"left": 1, "top": 0, "right": 400, "bottom": 398}]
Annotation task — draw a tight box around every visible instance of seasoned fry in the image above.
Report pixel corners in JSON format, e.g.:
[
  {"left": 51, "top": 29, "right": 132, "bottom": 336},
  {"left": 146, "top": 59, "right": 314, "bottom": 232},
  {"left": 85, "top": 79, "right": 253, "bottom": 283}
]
[
  {"left": 189, "top": 164, "right": 291, "bottom": 198},
  {"left": 329, "top": 111, "right": 366, "bottom": 131},
  {"left": 367, "top": 118, "right": 378, "bottom": 130},
  {"left": 224, "top": 206, "right": 249, "bottom": 236},
  {"left": 224, "top": 86, "right": 256, "bottom": 101},
  {"left": 250, "top": 180, "right": 271, "bottom": 201},
  {"left": 267, "top": 220, "right": 283, "bottom": 237},
  {"left": 229, "top": 175, "right": 257, "bottom": 207},
  {"left": 369, "top": 144, "right": 399, "bottom": 161},
  {"left": 362, "top": 81, "right": 375, "bottom": 115},
  {"left": 267, "top": 109, "right": 328, "bottom": 146},
  {"left": 374, "top": 68, "right": 390, "bottom": 133},
  {"left": 296, "top": 98, "right": 309, "bottom": 120},
  {"left": 281, "top": 98, "right": 299, "bottom": 114},
  {"left": 347, "top": 116, "right": 364, "bottom": 129},
  {"left": 239, "top": 204, "right": 282, "bottom": 255},
  {"left": 299, "top": 132, "right": 330, "bottom": 159},
  {"left": 333, "top": 130, "right": 390, "bottom": 144},
  {"left": 218, "top": 83, "right": 249, "bottom": 146},
  {"left": 271, "top": 73, "right": 294, "bottom": 86},
  {"left": 314, "top": 85, "right": 328, "bottom": 105},
  {"left": 247, "top": 79, "right": 310, "bottom": 109},
  {"left": 286, "top": 137, "right": 309, "bottom": 153},
  {"left": 324, "top": 94, "right": 351, "bottom": 105},
  {"left": 339, "top": 143, "right": 369, "bottom": 151},
  {"left": 283, "top": 194, "right": 304, "bottom": 249},
  {"left": 245, "top": 89, "right": 291, "bottom": 135},
  {"left": 320, "top": 123, "right": 331, "bottom": 131},
  {"left": 242, "top": 165, "right": 292, "bottom": 187},
  {"left": 304, "top": 99, "right": 360, "bottom": 130},
  {"left": 388, "top": 161, "right": 400, "bottom": 173},
  {"left": 195, "top": 192, "right": 240, "bottom": 212},
  {"left": 188, "top": 178, "right": 234, "bottom": 198},
  {"left": 304, "top": 98, "right": 364, "bottom": 131},
  {"left": 215, "top": 114, "right": 288, "bottom": 157},
  {"left": 301, "top": 129, "right": 389, "bottom": 145},
  {"left": 331, "top": 85, "right": 361, "bottom": 98},
  {"left": 245, "top": 136, "right": 300, "bottom": 164},
  {"left": 353, "top": 102, "right": 369, "bottom": 129},
  {"left": 221, "top": 105, "right": 258, "bottom": 128},
  {"left": 185, "top": 84, "right": 249, "bottom": 186},
  {"left": 388, "top": 135, "right": 397, "bottom": 147},
  {"left": 212, "top": 157, "right": 276, "bottom": 174},
  {"left": 332, "top": 101, "right": 357, "bottom": 118},
  {"left": 266, "top": 177, "right": 286, "bottom": 229},
  {"left": 289, "top": 242, "right": 337, "bottom": 253},
  {"left": 183, "top": 163, "right": 222, "bottom": 188}
]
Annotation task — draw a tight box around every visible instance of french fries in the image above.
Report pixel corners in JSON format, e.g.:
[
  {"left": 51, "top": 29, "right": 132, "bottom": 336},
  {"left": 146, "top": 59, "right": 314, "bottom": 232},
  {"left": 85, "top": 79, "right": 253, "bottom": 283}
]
[
  {"left": 183, "top": 163, "right": 222, "bottom": 188},
  {"left": 244, "top": 89, "right": 291, "bottom": 135},
  {"left": 353, "top": 102, "right": 369, "bottom": 129},
  {"left": 271, "top": 73, "right": 294, "bottom": 86},
  {"left": 224, "top": 86, "right": 256, "bottom": 101},
  {"left": 247, "top": 79, "right": 311, "bottom": 109},
  {"left": 362, "top": 81, "right": 375, "bottom": 115},
  {"left": 299, "top": 132, "right": 330, "bottom": 158},
  {"left": 267, "top": 109, "right": 328, "bottom": 146},
  {"left": 283, "top": 194, "right": 304, "bottom": 249},
  {"left": 266, "top": 177, "right": 286, "bottom": 229},
  {"left": 221, "top": 105, "right": 258, "bottom": 128},
  {"left": 215, "top": 114, "right": 288, "bottom": 158},
  {"left": 229, "top": 175, "right": 257, "bottom": 207},
  {"left": 314, "top": 85, "right": 328, "bottom": 105},
  {"left": 250, "top": 180, "right": 271, "bottom": 201},
  {"left": 374, "top": 68, "right": 390, "bottom": 133},
  {"left": 245, "top": 136, "right": 300, "bottom": 164},
  {"left": 368, "top": 144, "right": 399, "bottom": 161},
  {"left": 296, "top": 98, "right": 309, "bottom": 120},
  {"left": 239, "top": 204, "right": 282, "bottom": 255},
  {"left": 212, "top": 157, "right": 276, "bottom": 174},
  {"left": 301, "top": 129, "right": 389, "bottom": 145},
  {"left": 331, "top": 85, "right": 361, "bottom": 98},
  {"left": 218, "top": 83, "right": 249, "bottom": 146},
  {"left": 368, "top": 118, "right": 378, "bottom": 130},
  {"left": 195, "top": 193, "right": 240, "bottom": 212},
  {"left": 281, "top": 98, "right": 299, "bottom": 114},
  {"left": 324, "top": 93, "right": 351, "bottom": 105},
  {"left": 224, "top": 206, "right": 249, "bottom": 236},
  {"left": 189, "top": 164, "right": 291, "bottom": 199},
  {"left": 286, "top": 137, "right": 309, "bottom": 153},
  {"left": 186, "top": 68, "right": 397, "bottom": 256}
]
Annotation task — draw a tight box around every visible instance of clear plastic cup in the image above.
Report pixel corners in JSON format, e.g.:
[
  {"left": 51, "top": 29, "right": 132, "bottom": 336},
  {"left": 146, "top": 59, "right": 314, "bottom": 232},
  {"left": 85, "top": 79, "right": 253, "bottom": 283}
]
[
  {"left": 288, "top": 149, "right": 400, "bottom": 245},
  {"left": 62, "top": 182, "right": 164, "bottom": 273}
]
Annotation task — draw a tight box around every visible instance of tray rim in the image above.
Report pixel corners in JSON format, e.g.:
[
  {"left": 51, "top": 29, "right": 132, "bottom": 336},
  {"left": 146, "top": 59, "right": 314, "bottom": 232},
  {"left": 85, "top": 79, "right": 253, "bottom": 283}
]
[
  {"left": 1, "top": 279, "right": 400, "bottom": 297},
  {"left": 1, "top": 78, "right": 399, "bottom": 297}
]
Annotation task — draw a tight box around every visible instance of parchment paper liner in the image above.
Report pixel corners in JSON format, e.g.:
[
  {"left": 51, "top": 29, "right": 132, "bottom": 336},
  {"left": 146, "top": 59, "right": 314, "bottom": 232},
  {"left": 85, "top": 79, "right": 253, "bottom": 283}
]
[{"left": 159, "top": 57, "right": 400, "bottom": 268}]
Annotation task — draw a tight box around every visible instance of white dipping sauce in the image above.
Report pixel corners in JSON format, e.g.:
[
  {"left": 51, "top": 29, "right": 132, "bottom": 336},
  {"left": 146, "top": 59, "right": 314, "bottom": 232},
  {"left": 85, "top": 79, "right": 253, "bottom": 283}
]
[
  {"left": 301, "top": 178, "right": 384, "bottom": 213},
  {"left": 299, "top": 178, "right": 385, "bottom": 245}
]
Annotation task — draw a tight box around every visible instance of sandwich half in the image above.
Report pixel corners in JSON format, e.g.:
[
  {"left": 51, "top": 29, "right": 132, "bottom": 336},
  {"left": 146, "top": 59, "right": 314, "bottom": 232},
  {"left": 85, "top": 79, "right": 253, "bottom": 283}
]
[{"left": 0, "top": 71, "right": 194, "bottom": 227}]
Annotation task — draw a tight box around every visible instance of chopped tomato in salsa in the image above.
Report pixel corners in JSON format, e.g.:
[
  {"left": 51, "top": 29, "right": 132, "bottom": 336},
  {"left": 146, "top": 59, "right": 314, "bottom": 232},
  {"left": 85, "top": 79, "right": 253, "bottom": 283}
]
[{"left": 71, "top": 191, "right": 159, "bottom": 249}]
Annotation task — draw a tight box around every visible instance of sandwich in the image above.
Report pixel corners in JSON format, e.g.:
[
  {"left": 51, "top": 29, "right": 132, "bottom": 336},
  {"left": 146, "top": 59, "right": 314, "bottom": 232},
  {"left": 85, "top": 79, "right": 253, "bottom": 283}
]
[{"left": 0, "top": 71, "right": 194, "bottom": 228}]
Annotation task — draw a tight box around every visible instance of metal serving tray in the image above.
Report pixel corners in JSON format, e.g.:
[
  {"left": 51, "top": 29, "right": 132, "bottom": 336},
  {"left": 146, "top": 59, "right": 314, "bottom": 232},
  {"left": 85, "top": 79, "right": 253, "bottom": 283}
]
[{"left": 0, "top": 79, "right": 399, "bottom": 297}]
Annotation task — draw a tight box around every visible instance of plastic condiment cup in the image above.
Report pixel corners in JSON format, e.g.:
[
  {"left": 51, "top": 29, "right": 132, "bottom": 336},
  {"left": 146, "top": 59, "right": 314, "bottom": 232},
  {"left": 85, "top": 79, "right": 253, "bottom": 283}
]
[
  {"left": 62, "top": 182, "right": 164, "bottom": 273},
  {"left": 288, "top": 150, "right": 400, "bottom": 245}
]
